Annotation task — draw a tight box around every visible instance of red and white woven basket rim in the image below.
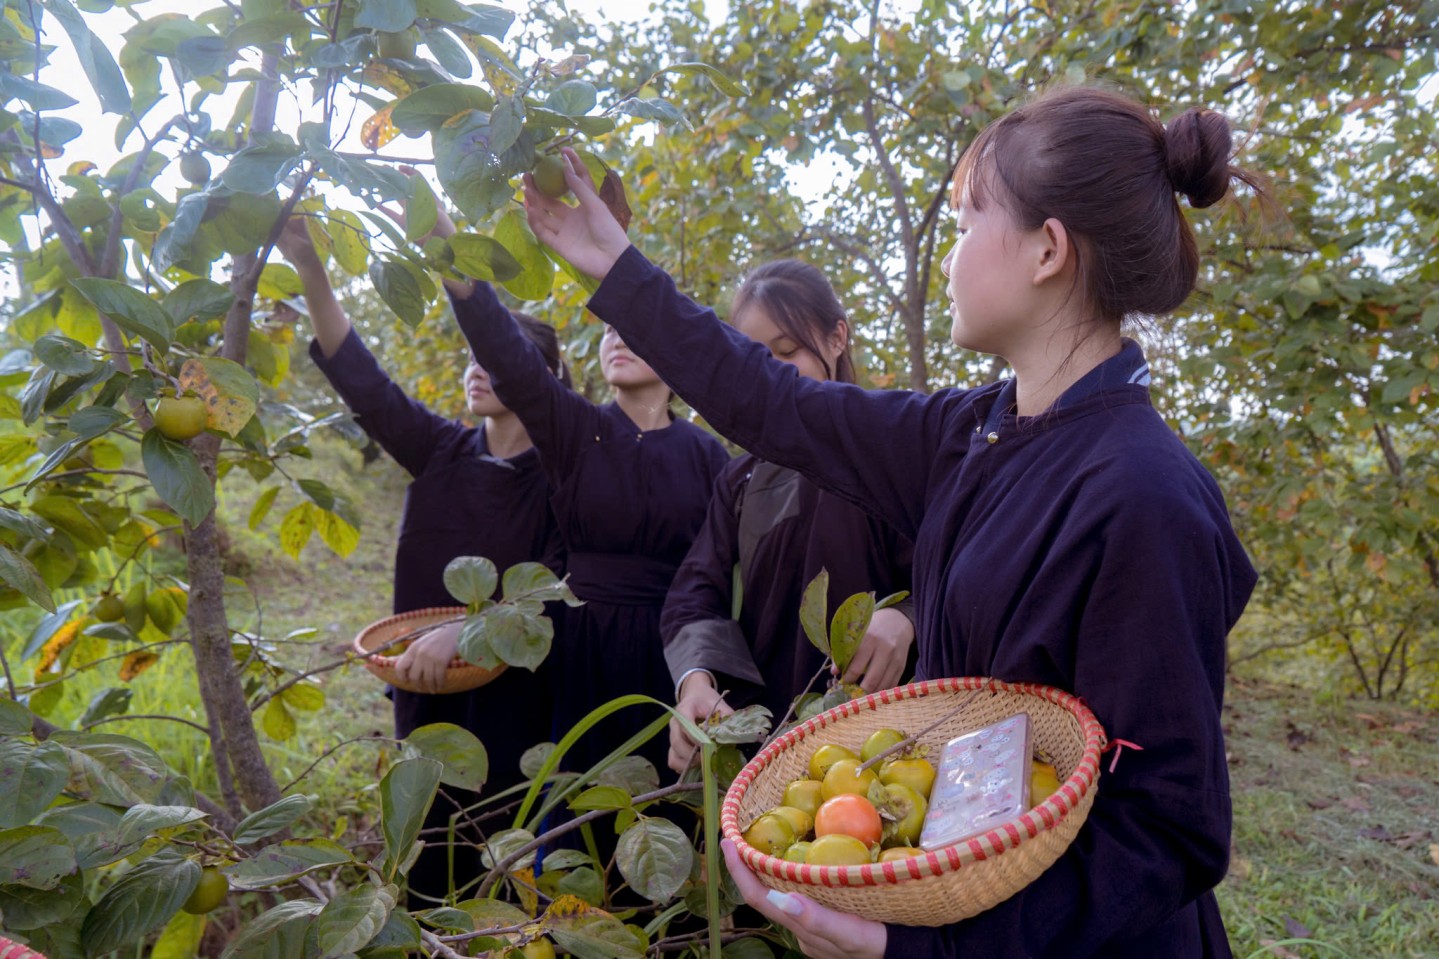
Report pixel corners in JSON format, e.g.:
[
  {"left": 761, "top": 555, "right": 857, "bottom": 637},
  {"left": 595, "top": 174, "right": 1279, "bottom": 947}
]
[
  {"left": 353, "top": 605, "right": 471, "bottom": 669},
  {"left": 720, "top": 676, "right": 1106, "bottom": 889},
  {"left": 0, "top": 936, "right": 46, "bottom": 959}
]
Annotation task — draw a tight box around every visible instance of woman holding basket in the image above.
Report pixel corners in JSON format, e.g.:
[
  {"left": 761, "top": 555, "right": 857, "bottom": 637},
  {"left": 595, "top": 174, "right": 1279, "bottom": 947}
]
[{"left": 522, "top": 85, "right": 1262, "bottom": 958}]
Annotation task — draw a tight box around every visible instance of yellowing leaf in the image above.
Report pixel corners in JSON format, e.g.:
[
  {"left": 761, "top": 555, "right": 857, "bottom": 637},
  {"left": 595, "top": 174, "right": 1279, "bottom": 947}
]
[
  {"left": 37, "top": 620, "right": 82, "bottom": 675},
  {"left": 514, "top": 866, "right": 538, "bottom": 916},
  {"left": 362, "top": 61, "right": 418, "bottom": 98},
  {"left": 361, "top": 104, "right": 401, "bottom": 151},
  {"left": 67, "top": 160, "right": 97, "bottom": 176},
  {"left": 1430, "top": 843, "right": 1439, "bottom": 867},
  {"left": 263, "top": 697, "right": 296, "bottom": 740},
  {"left": 119, "top": 650, "right": 159, "bottom": 682},
  {"left": 178, "top": 357, "right": 260, "bottom": 438}
]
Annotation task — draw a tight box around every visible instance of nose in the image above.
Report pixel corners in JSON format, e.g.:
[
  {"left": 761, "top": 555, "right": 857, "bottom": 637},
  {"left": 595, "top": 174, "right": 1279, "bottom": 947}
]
[{"left": 940, "top": 249, "right": 953, "bottom": 279}]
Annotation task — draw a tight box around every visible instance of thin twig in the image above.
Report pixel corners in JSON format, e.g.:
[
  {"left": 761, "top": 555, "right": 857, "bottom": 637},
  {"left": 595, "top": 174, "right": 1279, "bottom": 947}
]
[
  {"left": 857, "top": 687, "right": 987, "bottom": 773},
  {"left": 281, "top": 733, "right": 403, "bottom": 792},
  {"left": 84, "top": 713, "right": 211, "bottom": 734}
]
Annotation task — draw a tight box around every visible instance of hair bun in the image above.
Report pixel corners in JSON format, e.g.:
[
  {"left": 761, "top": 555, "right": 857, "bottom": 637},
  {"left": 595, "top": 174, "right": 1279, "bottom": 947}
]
[{"left": 1163, "top": 108, "right": 1233, "bottom": 209}]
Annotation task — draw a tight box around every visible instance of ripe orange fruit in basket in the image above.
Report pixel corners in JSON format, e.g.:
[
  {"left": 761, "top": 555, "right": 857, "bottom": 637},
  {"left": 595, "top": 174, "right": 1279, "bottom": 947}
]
[
  {"left": 814, "top": 792, "right": 882, "bottom": 847},
  {"left": 805, "top": 833, "right": 872, "bottom": 866}
]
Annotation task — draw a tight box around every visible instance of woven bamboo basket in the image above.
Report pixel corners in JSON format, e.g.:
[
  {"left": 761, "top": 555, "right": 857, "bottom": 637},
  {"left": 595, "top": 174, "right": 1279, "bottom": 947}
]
[
  {"left": 721, "top": 677, "right": 1106, "bottom": 925},
  {"left": 0, "top": 936, "right": 46, "bottom": 959},
  {"left": 353, "top": 606, "right": 506, "bottom": 695}
]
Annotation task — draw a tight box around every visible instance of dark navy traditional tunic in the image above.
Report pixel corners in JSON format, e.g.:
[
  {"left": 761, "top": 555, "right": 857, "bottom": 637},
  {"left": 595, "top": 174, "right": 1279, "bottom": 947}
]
[
  {"left": 449, "top": 283, "right": 730, "bottom": 783},
  {"left": 587, "top": 246, "right": 1255, "bottom": 959},
  {"left": 662, "top": 454, "right": 915, "bottom": 722},
  {"left": 310, "top": 331, "right": 560, "bottom": 903}
]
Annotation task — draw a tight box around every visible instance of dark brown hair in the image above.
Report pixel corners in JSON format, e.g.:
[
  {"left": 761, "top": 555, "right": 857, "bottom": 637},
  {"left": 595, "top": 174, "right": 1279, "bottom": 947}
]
[
  {"left": 731, "top": 259, "right": 855, "bottom": 383},
  {"left": 952, "top": 85, "right": 1263, "bottom": 323},
  {"left": 513, "top": 311, "right": 572, "bottom": 388}
]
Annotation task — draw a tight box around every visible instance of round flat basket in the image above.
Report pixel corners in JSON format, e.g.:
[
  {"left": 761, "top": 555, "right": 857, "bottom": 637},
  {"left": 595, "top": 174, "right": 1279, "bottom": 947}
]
[
  {"left": 353, "top": 606, "right": 506, "bottom": 695},
  {"left": 721, "top": 677, "right": 1105, "bottom": 926},
  {"left": 0, "top": 935, "right": 47, "bottom": 959}
]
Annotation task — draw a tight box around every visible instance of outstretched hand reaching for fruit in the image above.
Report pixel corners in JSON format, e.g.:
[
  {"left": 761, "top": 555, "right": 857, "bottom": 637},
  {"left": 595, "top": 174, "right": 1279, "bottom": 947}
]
[{"left": 523, "top": 147, "right": 631, "bottom": 281}]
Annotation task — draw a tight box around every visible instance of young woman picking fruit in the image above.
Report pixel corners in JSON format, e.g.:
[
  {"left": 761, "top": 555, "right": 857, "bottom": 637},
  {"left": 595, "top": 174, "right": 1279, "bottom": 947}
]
[
  {"left": 661, "top": 260, "right": 915, "bottom": 775},
  {"left": 417, "top": 206, "right": 730, "bottom": 807},
  {"left": 277, "top": 220, "right": 566, "bottom": 906},
  {"left": 523, "top": 85, "right": 1264, "bottom": 959}
]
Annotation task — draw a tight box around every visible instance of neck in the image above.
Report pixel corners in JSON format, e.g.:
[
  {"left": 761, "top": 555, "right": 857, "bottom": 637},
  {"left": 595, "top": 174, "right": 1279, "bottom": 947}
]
[
  {"left": 1009, "top": 325, "right": 1123, "bottom": 417},
  {"left": 615, "top": 381, "right": 673, "bottom": 430},
  {"left": 483, "top": 410, "right": 533, "bottom": 459}
]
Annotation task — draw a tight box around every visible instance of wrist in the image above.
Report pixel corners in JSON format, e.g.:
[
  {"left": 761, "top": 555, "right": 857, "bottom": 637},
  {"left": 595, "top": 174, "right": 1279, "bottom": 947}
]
[{"left": 678, "top": 668, "right": 717, "bottom": 700}]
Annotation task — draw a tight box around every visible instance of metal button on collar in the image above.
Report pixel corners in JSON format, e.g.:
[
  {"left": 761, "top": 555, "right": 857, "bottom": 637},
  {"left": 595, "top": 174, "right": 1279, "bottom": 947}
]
[{"left": 986, "top": 432, "right": 999, "bottom": 444}]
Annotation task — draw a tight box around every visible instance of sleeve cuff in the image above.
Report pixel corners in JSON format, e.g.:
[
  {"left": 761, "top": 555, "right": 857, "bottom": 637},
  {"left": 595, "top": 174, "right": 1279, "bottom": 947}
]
[
  {"left": 673, "top": 667, "right": 716, "bottom": 700},
  {"left": 586, "top": 245, "right": 651, "bottom": 321},
  {"left": 664, "top": 619, "right": 764, "bottom": 688}
]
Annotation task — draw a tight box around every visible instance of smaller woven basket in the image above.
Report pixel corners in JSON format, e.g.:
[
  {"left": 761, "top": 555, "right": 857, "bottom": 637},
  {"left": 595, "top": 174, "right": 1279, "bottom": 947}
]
[
  {"left": 353, "top": 606, "right": 505, "bottom": 695},
  {"left": 721, "top": 677, "right": 1106, "bottom": 926}
]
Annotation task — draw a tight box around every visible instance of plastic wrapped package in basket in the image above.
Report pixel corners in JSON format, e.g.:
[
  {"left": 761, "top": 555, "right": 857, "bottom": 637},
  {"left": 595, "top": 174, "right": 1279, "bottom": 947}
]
[
  {"left": 352, "top": 606, "right": 505, "bottom": 695},
  {"left": 720, "top": 677, "right": 1106, "bottom": 925}
]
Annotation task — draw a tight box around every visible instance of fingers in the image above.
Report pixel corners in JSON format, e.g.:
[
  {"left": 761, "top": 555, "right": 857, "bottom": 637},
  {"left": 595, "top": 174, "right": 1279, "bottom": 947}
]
[
  {"left": 861, "top": 657, "right": 902, "bottom": 694},
  {"left": 559, "top": 147, "right": 600, "bottom": 199},
  {"left": 667, "top": 717, "right": 698, "bottom": 774},
  {"left": 841, "top": 642, "right": 875, "bottom": 685}
]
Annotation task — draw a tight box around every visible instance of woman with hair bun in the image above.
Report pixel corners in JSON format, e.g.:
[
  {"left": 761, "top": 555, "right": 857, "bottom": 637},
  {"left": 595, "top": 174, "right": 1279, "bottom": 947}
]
[
  {"left": 662, "top": 259, "right": 915, "bottom": 774},
  {"left": 525, "top": 84, "right": 1265, "bottom": 958}
]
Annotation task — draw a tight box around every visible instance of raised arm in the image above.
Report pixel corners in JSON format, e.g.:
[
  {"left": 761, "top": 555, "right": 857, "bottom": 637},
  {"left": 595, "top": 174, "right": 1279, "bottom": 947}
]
[
  {"left": 524, "top": 151, "right": 950, "bottom": 540},
  {"left": 278, "top": 218, "right": 452, "bottom": 477}
]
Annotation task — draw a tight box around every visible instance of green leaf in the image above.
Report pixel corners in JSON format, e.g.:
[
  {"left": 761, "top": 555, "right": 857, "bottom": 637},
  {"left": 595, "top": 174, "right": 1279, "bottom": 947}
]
[
  {"left": 502, "top": 561, "right": 561, "bottom": 599},
  {"left": 248, "top": 484, "right": 280, "bottom": 531},
  {"left": 355, "top": 0, "right": 418, "bottom": 32},
  {"left": 389, "top": 82, "right": 495, "bottom": 137},
  {"left": 828, "top": 591, "right": 874, "bottom": 676},
  {"left": 34, "top": 333, "right": 96, "bottom": 376},
  {"left": 164, "top": 279, "right": 234, "bottom": 324},
  {"left": 421, "top": 24, "right": 472, "bottom": 78},
  {"left": 404, "top": 173, "right": 438, "bottom": 242},
  {"left": 263, "top": 697, "right": 296, "bottom": 740},
  {"left": 379, "top": 758, "right": 441, "bottom": 878},
  {"left": 448, "top": 232, "right": 522, "bottom": 282},
  {"left": 484, "top": 605, "right": 552, "bottom": 671},
  {"left": 0, "top": 73, "right": 79, "bottom": 110},
  {"left": 545, "top": 80, "right": 598, "bottom": 116},
  {"left": 80, "top": 851, "right": 200, "bottom": 956},
  {"left": 405, "top": 723, "right": 488, "bottom": 792},
  {"left": 799, "top": 569, "right": 829, "bottom": 657},
  {"left": 78, "top": 686, "right": 133, "bottom": 728},
  {"left": 433, "top": 108, "right": 532, "bottom": 222},
  {"left": 654, "top": 61, "right": 749, "bottom": 97},
  {"left": 592, "top": 755, "right": 659, "bottom": 796},
  {"left": 151, "top": 908, "right": 207, "bottom": 959},
  {"left": 279, "top": 502, "right": 316, "bottom": 558},
  {"left": 568, "top": 785, "right": 630, "bottom": 813},
  {"left": 0, "top": 506, "right": 50, "bottom": 543},
  {"left": 488, "top": 95, "right": 525, "bottom": 154},
  {"left": 221, "top": 136, "right": 302, "bottom": 194},
  {"left": 116, "top": 803, "right": 208, "bottom": 845},
  {"left": 233, "top": 793, "right": 313, "bottom": 844},
  {"left": 41, "top": 0, "right": 132, "bottom": 114},
  {"left": 223, "top": 840, "right": 353, "bottom": 891},
  {"left": 69, "top": 278, "right": 174, "bottom": 350},
  {"left": 315, "top": 882, "right": 395, "bottom": 957},
  {"left": 495, "top": 210, "right": 553, "bottom": 301},
  {"left": 0, "top": 870, "right": 87, "bottom": 932},
  {"left": 141, "top": 428, "right": 216, "bottom": 526},
  {"left": 0, "top": 543, "right": 56, "bottom": 613},
  {"left": 614, "top": 96, "right": 687, "bottom": 126},
  {"left": 69, "top": 404, "right": 127, "bottom": 439},
  {"left": 706, "top": 704, "right": 772, "bottom": 745},
  {"left": 0, "top": 825, "right": 76, "bottom": 889},
  {"left": 614, "top": 817, "right": 693, "bottom": 903},
  {"left": 282, "top": 682, "right": 325, "bottom": 711},
  {"left": 444, "top": 555, "right": 497, "bottom": 604},
  {"left": 219, "top": 899, "right": 323, "bottom": 958},
  {"left": 0, "top": 697, "right": 34, "bottom": 736},
  {"left": 542, "top": 897, "right": 644, "bottom": 959},
  {"left": 478, "top": 826, "right": 535, "bottom": 869},
  {"left": 50, "top": 731, "right": 169, "bottom": 806},
  {"left": 368, "top": 257, "right": 428, "bottom": 327},
  {"left": 327, "top": 208, "right": 371, "bottom": 275}
]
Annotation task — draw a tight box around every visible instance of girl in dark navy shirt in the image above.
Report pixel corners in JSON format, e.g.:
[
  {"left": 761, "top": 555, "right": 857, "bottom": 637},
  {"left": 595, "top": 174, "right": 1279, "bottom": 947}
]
[
  {"left": 279, "top": 221, "right": 565, "bottom": 906},
  {"left": 662, "top": 260, "right": 915, "bottom": 774},
  {"left": 523, "top": 86, "right": 1264, "bottom": 959},
  {"left": 418, "top": 211, "right": 730, "bottom": 802}
]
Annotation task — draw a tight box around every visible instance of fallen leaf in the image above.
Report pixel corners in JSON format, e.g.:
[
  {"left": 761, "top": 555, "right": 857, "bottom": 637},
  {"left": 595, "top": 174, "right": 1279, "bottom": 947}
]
[
  {"left": 1431, "top": 844, "right": 1439, "bottom": 867},
  {"left": 1358, "top": 825, "right": 1394, "bottom": 842},
  {"left": 1390, "top": 721, "right": 1424, "bottom": 735},
  {"left": 1392, "top": 830, "right": 1431, "bottom": 850},
  {"left": 1283, "top": 916, "right": 1314, "bottom": 939},
  {"left": 1305, "top": 798, "right": 1335, "bottom": 810},
  {"left": 1339, "top": 795, "right": 1371, "bottom": 813},
  {"left": 1347, "top": 754, "right": 1372, "bottom": 768},
  {"left": 1285, "top": 722, "right": 1310, "bottom": 750},
  {"left": 1354, "top": 712, "right": 1382, "bottom": 729}
]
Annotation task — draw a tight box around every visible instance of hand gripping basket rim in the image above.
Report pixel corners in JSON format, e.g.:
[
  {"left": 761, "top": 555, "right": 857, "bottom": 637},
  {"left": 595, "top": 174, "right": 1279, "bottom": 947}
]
[
  {"left": 352, "top": 605, "right": 506, "bottom": 695},
  {"left": 720, "top": 677, "right": 1106, "bottom": 920}
]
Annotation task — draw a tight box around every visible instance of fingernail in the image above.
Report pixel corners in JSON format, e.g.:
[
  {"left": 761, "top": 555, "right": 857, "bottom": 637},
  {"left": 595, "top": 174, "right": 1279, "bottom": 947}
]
[{"left": 765, "top": 889, "right": 803, "bottom": 916}]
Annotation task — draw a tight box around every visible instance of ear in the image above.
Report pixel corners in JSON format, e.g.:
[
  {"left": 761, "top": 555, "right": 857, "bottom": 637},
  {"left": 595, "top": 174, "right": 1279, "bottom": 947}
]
[
  {"left": 1033, "top": 217, "right": 1073, "bottom": 286},
  {"left": 829, "top": 319, "right": 850, "bottom": 359}
]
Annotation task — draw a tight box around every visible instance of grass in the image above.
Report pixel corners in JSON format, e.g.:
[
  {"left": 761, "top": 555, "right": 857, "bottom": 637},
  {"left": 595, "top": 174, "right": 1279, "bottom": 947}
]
[{"left": 1217, "top": 678, "right": 1439, "bottom": 958}]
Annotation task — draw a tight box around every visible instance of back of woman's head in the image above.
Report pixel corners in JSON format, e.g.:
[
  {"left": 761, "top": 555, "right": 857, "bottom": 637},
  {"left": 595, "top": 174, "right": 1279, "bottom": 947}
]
[
  {"left": 732, "top": 259, "right": 856, "bottom": 383},
  {"left": 514, "top": 312, "right": 573, "bottom": 388},
  {"left": 952, "top": 85, "right": 1263, "bottom": 323}
]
